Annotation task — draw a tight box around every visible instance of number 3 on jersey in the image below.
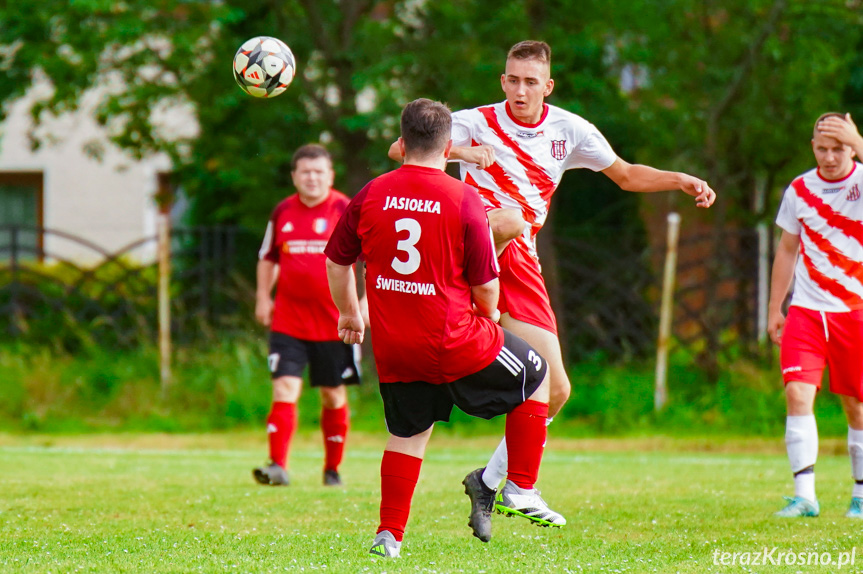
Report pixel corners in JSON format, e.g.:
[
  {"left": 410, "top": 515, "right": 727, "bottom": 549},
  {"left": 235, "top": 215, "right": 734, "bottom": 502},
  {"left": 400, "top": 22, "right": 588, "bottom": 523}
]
[
  {"left": 528, "top": 350, "right": 542, "bottom": 372},
  {"left": 391, "top": 218, "right": 421, "bottom": 275}
]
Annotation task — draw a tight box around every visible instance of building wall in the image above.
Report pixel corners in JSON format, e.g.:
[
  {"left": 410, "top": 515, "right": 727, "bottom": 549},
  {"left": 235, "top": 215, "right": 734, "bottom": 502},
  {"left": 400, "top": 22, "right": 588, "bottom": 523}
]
[{"left": 0, "top": 81, "right": 194, "bottom": 264}]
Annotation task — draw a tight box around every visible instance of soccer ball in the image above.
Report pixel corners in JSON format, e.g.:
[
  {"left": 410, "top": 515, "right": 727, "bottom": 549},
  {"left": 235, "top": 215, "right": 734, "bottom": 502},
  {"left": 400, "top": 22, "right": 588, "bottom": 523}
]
[{"left": 232, "top": 36, "right": 296, "bottom": 98}]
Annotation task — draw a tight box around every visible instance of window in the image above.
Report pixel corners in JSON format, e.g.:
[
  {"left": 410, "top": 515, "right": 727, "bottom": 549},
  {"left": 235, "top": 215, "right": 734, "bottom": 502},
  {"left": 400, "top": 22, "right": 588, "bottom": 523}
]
[{"left": 0, "top": 172, "right": 44, "bottom": 261}]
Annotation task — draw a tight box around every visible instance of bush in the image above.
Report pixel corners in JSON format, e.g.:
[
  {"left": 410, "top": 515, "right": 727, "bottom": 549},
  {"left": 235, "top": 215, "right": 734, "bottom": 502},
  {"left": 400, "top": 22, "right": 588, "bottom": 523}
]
[
  {"left": 0, "top": 338, "right": 849, "bottom": 437},
  {"left": 559, "top": 347, "right": 846, "bottom": 437}
]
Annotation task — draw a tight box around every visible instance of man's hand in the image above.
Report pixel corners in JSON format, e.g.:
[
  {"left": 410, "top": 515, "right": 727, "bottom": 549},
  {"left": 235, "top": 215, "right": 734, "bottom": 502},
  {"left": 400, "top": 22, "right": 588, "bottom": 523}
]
[
  {"left": 818, "top": 113, "right": 863, "bottom": 151},
  {"left": 255, "top": 296, "right": 274, "bottom": 327},
  {"left": 337, "top": 313, "right": 365, "bottom": 345},
  {"left": 679, "top": 173, "right": 716, "bottom": 208},
  {"left": 767, "top": 309, "right": 785, "bottom": 346},
  {"left": 452, "top": 144, "right": 496, "bottom": 169}
]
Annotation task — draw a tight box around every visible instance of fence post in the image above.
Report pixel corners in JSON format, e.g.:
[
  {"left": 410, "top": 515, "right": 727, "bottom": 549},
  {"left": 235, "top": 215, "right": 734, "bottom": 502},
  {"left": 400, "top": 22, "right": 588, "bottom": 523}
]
[
  {"left": 9, "top": 225, "right": 19, "bottom": 335},
  {"left": 158, "top": 211, "right": 172, "bottom": 391},
  {"left": 756, "top": 222, "right": 769, "bottom": 344},
  {"left": 655, "top": 212, "right": 681, "bottom": 411},
  {"left": 155, "top": 175, "right": 175, "bottom": 393}
]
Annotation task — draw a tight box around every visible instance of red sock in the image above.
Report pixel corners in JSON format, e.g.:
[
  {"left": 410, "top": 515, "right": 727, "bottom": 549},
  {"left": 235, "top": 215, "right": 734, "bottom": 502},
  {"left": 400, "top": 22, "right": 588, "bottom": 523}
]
[
  {"left": 377, "top": 450, "right": 422, "bottom": 542},
  {"left": 267, "top": 402, "right": 297, "bottom": 469},
  {"left": 505, "top": 400, "right": 548, "bottom": 489},
  {"left": 322, "top": 405, "right": 349, "bottom": 472}
]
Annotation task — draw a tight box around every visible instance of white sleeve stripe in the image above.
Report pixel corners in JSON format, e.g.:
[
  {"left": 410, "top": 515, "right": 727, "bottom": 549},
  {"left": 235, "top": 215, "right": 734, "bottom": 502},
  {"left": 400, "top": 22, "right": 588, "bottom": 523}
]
[{"left": 258, "top": 221, "right": 274, "bottom": 260}]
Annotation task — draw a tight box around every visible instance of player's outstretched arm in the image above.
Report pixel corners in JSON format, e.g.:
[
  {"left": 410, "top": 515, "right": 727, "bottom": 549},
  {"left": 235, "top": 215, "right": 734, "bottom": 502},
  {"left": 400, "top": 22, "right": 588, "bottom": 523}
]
[
  {"left": 602, "top": 158, "right": 716, "bottom": 208},
  {"left": 817, "top": 113, "right": 863, "bottom": 158},
  {"left": 326, "top": 258, "right": 365, "bottom": 344},
  {"left": 767, "top": 231, "right": 800, "bottom": 346}
]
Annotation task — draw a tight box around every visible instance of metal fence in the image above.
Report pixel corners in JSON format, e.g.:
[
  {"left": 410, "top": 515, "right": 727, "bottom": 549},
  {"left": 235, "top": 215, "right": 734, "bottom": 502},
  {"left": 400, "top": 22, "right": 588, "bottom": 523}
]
[
  {"left": 0, "top": 223, "right": 771, "bottom": 363},
  {"left": 552, "top": 224, "right": 769, "bottom": 365},
  {"left": 0, "top": 225, "right": 257, "bottom": 349}
]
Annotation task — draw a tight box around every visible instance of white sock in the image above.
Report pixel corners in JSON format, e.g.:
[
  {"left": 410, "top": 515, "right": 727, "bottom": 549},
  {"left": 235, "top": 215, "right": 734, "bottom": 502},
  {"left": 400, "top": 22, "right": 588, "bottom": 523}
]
[
  {"left": 848, "top": 427, "right": 863, "bottom": 498},
  {"left": 793, "top": 470, "right": 816, "bottom": 503},
  {"left": 786, "top": 415, "right": 818, "bottom": 502},
  {"left": 482, "top": 438, "right": 507, "bottom": 491}
]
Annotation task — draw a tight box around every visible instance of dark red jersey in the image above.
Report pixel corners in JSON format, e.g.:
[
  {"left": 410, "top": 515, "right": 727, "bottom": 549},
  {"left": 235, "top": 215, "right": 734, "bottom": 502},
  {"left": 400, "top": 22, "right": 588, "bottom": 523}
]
[
  {"left": 259, "top": 190, "right": 349, "bottom": 341},
  {"left": 325, "top": 165, "right": 503, "bottom": 383}
]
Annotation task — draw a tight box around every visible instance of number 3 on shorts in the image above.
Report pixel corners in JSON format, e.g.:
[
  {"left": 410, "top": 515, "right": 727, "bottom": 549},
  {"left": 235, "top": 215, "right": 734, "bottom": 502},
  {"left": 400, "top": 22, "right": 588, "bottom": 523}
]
[
  {"left": 392, "top": 218, "right": 421, "bottom": 275},
  {"left": 528, "top": 349, "right": 542, "bottom": 371}
]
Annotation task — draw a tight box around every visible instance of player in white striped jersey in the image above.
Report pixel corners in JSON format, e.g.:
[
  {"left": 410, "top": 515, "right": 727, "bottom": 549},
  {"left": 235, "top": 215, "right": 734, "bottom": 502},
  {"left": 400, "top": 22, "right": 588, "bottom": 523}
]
[
  {"left": 429, "top": 40, "right": 716, "bottom": 525},
  {"left": 769, "top": 112, "right": 863, "bottom": 518},
  {"left": 388, "top": 40, "right": 716, "bottom": 525}
]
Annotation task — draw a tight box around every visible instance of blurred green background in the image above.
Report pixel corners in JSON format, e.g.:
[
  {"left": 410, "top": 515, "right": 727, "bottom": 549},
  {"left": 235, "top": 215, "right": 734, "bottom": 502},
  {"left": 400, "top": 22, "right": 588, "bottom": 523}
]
[{"left": 1, "top": 0, "right": 861, "bottom": 436}]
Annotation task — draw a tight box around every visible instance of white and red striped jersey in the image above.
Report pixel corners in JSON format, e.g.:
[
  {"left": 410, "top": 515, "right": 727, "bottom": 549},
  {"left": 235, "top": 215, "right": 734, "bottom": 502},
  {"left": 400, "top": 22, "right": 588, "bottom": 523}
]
[
  {"left": 776, "top": 162, "right": 863, "bottom": 312},
  {"left": 452, "top": 101, "right": 617, "bottom": 258}
]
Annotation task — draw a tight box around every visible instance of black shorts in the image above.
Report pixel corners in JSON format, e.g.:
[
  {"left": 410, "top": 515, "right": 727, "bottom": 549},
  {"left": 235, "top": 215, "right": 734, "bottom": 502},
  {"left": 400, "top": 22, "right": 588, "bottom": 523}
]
[
  {"left": 268, "top": 331, "right": 361, "bottom": 387},
  {"left": 379, "top": 330, "right": 547, "bottom": 437}
]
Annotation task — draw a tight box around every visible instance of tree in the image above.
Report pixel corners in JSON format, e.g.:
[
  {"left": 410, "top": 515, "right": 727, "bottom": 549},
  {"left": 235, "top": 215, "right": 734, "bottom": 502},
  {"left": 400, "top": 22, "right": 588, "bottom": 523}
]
[
  {"left": 0, "top": 1, "right": 226, "bottom": 159},
  {"left": 598, "top": 0, "right": 863, "bottom": 373},
  {"left": 601, "top": 0, "right": 862, "bottom": 223},
  {"left": 0, "top": 1, "right": 638, "bottom": 230}
]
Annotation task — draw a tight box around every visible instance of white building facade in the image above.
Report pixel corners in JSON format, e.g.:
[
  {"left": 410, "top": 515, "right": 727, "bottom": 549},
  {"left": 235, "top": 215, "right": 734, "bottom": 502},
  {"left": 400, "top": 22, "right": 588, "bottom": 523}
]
[{"left": 0, "top": 81, "right": 195, "bottom": 265}]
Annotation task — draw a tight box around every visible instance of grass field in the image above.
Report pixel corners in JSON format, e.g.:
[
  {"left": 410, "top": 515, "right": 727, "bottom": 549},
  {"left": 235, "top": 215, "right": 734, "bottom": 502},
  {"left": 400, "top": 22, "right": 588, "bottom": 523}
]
[{"left": 1, "top": 432, "right": 861, "bottom": 573}]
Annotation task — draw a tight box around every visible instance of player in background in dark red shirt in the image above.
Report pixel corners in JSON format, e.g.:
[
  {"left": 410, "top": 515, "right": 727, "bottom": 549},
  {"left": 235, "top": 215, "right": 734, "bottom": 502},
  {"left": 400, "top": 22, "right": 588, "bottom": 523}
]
[
  {"left": 254, "top": 144, "right": 364, "bottom": 488},
  {"left": 326, "top": 99, "right": 556, "bottom": 557}
]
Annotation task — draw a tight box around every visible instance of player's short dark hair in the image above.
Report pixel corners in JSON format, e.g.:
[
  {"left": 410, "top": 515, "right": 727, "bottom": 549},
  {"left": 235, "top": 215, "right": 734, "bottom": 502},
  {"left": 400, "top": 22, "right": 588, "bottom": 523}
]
[
  {"left": 400, "top": 98, "right": 452, "bottom": 158},
  {"left": 813, "top": 112, "right": 847, "bottom": 138},
  {"left": 507, "top": 41, "right": 551, "bottom": 66},
  {"left": 291, "top": 144, "right": 332, "bottom": 171}
]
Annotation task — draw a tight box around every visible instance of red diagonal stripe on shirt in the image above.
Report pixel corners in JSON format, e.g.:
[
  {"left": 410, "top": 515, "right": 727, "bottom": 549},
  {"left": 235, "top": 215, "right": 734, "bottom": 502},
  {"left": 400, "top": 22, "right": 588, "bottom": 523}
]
[
  {"left": 465, "top": 173, "right": 502, "bottom": 209},
  {"left": 469, "top": 139, "right": 537, "bottom": 224},
  {"left": 483, "top": 163, "right": 538, "bottom": 224},
  {"left": 793, "top": 178, "right": 863, "bottom": 245},
  {"left": 479, "top": 107, "right": 555, "bottom": 202},
  {"left": 799, "top": 242, "right": 863, "bottom": 308},
  {"left": 802, "top": 222, "right": 863, "bottom": 285}
]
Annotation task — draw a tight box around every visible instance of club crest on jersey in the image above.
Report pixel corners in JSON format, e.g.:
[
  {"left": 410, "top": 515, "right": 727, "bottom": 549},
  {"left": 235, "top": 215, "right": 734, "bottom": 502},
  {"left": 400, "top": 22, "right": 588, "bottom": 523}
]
[
  {"left": 313, "top": 218, "right": 328, "bottom": 234},
  {"left": 550, "top": 140, "right": 567, "bottom": 160},
  {"left": 847, "top": 184, "right": 860, "bottom": 202},
  {"left": 281, "top": 221, "right": 294, "bottom": 233}
]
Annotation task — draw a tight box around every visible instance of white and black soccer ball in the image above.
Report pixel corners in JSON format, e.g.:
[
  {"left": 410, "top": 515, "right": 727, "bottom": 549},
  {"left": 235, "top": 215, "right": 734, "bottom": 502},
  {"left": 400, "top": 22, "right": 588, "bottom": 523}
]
[{"left": 232, "top": 36, "right": 296, "bottom": 98}]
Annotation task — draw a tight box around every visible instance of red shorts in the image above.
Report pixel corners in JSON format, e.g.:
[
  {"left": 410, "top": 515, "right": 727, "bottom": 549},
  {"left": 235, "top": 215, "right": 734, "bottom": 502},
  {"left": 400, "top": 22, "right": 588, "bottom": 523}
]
[
  {"left": 497, "top": 243, "right": 557, "bottom": 335},
  {"left": 780, "top": 306, "right": 863, "bottom": 399}
]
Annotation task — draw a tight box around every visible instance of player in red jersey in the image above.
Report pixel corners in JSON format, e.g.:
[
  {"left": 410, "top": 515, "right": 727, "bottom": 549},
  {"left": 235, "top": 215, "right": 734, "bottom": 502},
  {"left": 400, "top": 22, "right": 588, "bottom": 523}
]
[
  {"left": 769, "top": 113, "right": 863, "bottom": 518},
  {"left": 391, "top": 40, "right": 716, "bottom": 524},
  {"left": 253, "top": 144, "right": 363, "bottom": 487},
  {"left": 326, "top": 98, "right": 556, "bottom": 557}
]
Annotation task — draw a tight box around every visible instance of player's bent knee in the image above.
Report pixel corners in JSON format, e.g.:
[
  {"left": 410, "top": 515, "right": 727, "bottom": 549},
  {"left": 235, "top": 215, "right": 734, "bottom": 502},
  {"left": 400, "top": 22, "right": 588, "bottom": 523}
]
[
  {"left": 489, "top": 209, "right": 525, "bottom": 243},
  {"left": 785, "top": 381, "right": 816, "bottom": 415},
  {"left": 273, "top": 376, "right": 302, "bottom": 403},
  {"left": 320, "top": 385, "right": 347, "bottom": 409},
  {"left": 548, "top": 381, "right": 571, "bottom": 416}
]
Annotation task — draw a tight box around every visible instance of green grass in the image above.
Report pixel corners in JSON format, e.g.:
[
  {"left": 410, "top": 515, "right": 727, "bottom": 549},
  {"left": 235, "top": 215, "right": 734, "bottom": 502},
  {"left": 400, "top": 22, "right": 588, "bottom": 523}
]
[{"left": 1, "top": 432, "right": 862, "bottom": 573}]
